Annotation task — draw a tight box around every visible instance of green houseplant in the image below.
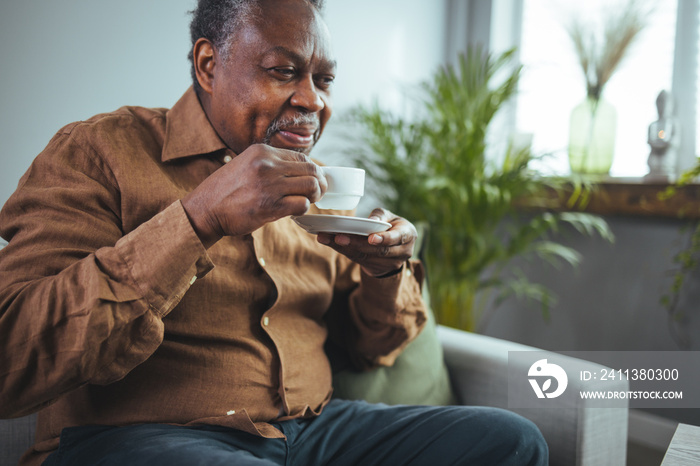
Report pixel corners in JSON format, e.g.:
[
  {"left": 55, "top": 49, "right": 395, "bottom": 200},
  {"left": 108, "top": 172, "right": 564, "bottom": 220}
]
[
  {"left": 660, "top": 161, "right": 700, "bottom": 348},
  {"left": 346, "top": 46, "right": 613, "bottom": 331}
]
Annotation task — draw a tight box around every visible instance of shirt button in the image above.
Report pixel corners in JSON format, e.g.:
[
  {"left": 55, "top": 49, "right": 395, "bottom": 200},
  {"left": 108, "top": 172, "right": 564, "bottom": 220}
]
[
  {"left": 262, "top": 316, "right": 270, "bottom": 326},
  {"left": 223, "top": 155, "right": 232, "bottom": 163},
  {"left": 226, "top": 410, "right": 236, "bottom": 415},
  {"left": 406, "top": 268, "right": 411, "bottom": 277},
  {"left": 189, "top": 275, "right": 197, "bottom": 285},
  {"left": 259, "top": 257, "right": 266, "bottom": 267}
]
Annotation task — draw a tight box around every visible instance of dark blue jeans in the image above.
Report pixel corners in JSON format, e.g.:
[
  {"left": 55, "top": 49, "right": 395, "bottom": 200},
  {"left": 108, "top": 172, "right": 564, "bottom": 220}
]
[{"left": 44, "top": 399, "right": 548, "bottom": 465}]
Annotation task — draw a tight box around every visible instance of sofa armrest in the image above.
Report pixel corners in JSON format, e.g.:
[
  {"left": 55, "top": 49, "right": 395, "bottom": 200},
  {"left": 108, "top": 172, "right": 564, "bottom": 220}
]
[{"left": 437, "top": 325, "right": 628, "bottom": 466}]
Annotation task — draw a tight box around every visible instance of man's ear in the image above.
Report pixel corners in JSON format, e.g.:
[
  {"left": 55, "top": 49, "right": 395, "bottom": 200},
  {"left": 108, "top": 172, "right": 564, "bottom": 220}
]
[{"left": 193, "top": 38, "right": 216, "bottom": 95}]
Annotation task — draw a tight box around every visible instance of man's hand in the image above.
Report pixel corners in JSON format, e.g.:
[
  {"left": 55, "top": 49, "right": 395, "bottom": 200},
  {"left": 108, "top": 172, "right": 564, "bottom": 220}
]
[
  {"left": 316, "top": 208, "right": 417, "bottom": 277},
  {"left": 182, "top": 144, "right": 327, "bottom": 248}
]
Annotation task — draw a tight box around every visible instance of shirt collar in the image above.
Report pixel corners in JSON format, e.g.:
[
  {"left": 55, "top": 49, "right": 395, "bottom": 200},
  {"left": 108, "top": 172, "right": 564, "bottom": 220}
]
[{"left": 162, "top": 86, "right": 229, "bottom": 162}]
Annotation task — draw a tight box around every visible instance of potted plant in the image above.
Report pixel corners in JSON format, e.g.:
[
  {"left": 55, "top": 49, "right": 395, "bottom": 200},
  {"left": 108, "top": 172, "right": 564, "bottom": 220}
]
[{"left": 345, "top": 46, "right": 613, "bottom": 331}]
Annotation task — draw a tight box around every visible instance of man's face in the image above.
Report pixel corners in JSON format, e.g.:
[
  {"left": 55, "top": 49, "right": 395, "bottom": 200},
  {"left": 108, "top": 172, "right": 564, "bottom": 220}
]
[{"left": 205, "top": 0, "right": 336, "bottom": 155}]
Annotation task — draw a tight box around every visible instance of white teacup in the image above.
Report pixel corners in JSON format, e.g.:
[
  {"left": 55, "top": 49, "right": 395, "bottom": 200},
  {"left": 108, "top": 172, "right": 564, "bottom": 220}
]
[{"left": 315, "top": 166, "right": 365, "bottom": 210}]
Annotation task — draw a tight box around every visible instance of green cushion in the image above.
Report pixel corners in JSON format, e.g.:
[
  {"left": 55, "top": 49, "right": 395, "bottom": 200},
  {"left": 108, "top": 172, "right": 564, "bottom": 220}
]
[{"left": 331, "top": 307, "right": 456, "bottom": 406}]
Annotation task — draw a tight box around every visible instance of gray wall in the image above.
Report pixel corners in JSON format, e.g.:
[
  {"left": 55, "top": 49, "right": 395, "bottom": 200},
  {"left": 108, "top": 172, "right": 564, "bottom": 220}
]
[
  {"left": 484, "top": 215, "right": 700, "bottom": 426},
  {"left": 485, "top": 216, "right": 700, "bottom": 352}
]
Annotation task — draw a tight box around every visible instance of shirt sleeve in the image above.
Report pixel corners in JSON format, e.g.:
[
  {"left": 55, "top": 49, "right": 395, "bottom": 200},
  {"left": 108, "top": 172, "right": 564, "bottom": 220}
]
[
  {"left": 328, "top": 254, "right": 428, "bottom": 370},
  {"left": 0, "top": 130, "right": 213, "bottom": 418}
]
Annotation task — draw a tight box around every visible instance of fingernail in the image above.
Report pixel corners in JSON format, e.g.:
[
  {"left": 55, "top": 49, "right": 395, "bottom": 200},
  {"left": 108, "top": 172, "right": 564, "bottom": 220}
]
[
  {"left": 317, "top": 234, "right": 330, "bottom": 244},
  {"left": 369, "top": 234, "right": 383, "bottom": 245},
  {"left": 335, "top": 235, "right": 351, "bottom": 246}
]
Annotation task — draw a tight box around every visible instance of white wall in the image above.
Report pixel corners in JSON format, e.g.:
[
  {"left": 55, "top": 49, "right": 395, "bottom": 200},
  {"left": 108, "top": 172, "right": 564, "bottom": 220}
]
[
  {"left": 0, "top": 0, "right": 448, "bottom": 208},
  {"left": 322, "top": 0, "right": 447, "bottom": 113},
  {"left": 0, "top": 0, "right": 195, "bottom": 208},
  {"left": 310, "top": 0, "right": 449, "bottom": 177}
]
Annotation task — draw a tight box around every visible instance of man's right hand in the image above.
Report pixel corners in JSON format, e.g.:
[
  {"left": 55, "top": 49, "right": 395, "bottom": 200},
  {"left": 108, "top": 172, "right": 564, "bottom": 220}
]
[{"left": 181, "top": 144, "right": 327, "bottom": 248}]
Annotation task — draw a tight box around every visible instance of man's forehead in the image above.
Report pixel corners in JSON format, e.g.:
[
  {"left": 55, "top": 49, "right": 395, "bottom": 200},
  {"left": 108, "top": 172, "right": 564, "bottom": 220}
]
[
  {"left": 261, "top": 45, "right": 337, "bottom": 70},
  {"left": 232, "top": 2, "right": 335, "bottom": 66}
]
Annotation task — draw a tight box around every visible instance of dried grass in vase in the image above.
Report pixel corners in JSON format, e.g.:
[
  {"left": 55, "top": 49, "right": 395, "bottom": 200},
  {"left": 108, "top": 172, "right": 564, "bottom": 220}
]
[
  {"left": 566, "top": 0, "right": 650, "bottom": 102},
  {"left": 565, "top": 0, "right": 651, "bottom": 174}
]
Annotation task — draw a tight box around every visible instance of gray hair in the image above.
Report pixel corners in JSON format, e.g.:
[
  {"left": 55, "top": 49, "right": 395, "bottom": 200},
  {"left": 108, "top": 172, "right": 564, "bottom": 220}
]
[{"left": 187, "top": 0, "right": 325, "bottom": 92}]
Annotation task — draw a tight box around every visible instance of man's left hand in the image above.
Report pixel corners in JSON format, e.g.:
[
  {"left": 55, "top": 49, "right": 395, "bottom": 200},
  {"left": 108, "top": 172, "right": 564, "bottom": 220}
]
[{"left": 316, "top": 208, "right": 417, "bottom": 277}]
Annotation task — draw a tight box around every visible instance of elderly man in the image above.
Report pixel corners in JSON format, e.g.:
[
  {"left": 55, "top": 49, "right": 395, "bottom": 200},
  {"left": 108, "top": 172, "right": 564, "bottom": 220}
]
[{"left": 0, "top": 0, "right": 548, "bottom": 464}]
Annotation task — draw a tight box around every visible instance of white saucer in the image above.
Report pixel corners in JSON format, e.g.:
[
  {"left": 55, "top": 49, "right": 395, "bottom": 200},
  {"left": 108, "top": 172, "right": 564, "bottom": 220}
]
[{"left": 292, "top": 214, "right": 391, "bottom": 236}]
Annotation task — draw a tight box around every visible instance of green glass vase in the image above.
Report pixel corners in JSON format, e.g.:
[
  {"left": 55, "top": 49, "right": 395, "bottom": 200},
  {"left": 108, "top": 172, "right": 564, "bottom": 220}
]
[{"left": 568, "top": 97, "right": 617, "bottom": 175}]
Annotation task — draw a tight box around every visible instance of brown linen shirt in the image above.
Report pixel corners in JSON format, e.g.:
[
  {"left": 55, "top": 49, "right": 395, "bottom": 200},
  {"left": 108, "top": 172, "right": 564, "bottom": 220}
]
[{"left": 0, "top": 87, "right": 427, "bottom": 465}]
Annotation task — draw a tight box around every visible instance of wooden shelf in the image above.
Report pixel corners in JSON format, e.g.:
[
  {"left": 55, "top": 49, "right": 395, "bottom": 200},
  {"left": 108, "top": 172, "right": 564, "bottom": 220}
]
[{"left": 528, "top": 178, "right": 700, "bottom": 220}]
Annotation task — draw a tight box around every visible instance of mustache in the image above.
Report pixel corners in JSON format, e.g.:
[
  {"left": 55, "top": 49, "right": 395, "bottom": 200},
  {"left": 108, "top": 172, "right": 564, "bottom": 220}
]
[{"left": 262, "top": 113, "right": 320, "bottom": 145}]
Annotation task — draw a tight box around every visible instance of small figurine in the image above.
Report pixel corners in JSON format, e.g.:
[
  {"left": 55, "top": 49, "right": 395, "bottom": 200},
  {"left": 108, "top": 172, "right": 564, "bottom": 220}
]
[{"left": 646, "top": 90, "right": 679, "bottom": 181}]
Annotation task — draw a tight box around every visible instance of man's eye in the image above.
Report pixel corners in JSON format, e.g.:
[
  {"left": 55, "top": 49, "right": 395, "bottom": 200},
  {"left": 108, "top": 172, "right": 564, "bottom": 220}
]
[
  {"left": 271, "top": 67, "right": 295, "bottom": 79},
  {"left": 315, "top": 75, "right": 335, "bottom": 88}
]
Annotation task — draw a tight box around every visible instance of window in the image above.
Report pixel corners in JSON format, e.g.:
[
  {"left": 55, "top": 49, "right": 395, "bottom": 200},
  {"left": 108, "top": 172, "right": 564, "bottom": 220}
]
[
  {"left": 517, "top": 0, "right": 680, "bottom": 177},
  {"left": 473, "top": 0, "right": 700, "bottom": 178}
]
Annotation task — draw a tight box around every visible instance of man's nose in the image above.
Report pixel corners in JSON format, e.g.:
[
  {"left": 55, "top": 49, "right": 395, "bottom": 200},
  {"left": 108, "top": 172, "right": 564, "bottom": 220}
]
[{"left": 290, "top": 76, "right": 325, "bottom": 113}]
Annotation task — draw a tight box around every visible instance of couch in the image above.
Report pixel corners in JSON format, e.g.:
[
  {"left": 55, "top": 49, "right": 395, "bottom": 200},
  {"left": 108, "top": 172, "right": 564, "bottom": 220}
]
[
  {"left": 438, "top": 326, "right": 628, "bottom": 465},
  {"left": 0, "top": 325, "right": 628, "bottom": 466}
]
